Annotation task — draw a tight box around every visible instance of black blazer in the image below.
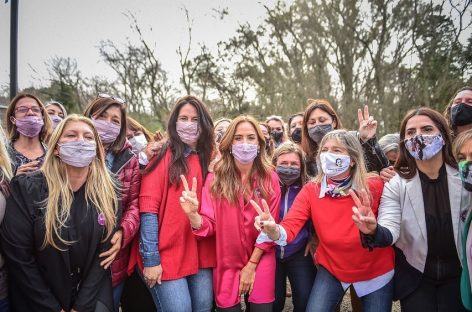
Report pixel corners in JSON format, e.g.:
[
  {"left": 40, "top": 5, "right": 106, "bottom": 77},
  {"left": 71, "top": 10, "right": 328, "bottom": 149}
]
[{"left": 0, "top": 171, "right": 121, "bottom": 312}]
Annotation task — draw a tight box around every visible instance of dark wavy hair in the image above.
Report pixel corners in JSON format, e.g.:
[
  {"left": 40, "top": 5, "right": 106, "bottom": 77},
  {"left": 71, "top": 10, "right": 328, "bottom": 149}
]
[
  {"left": 144, "top": 95, "right": 214, "bottom": 185},
  {"left": 395, "top": 107, "right": 457, "bottom": 179}
]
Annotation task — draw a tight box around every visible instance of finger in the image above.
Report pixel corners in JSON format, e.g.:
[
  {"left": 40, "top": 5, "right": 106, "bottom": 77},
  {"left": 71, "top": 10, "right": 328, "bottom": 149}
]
[
  {"left": 182, "top": 193, "right": 199, "bottom": 206},
  {"left": 180, "top": 175, "right": 190, "bottom": 192},
  {"left": 357, "top": 108, "right": 363, "bottom": 123},
  {"left": 100, "top": 255, "right": 114, "bottom": 268},
  {"left": 364, "top": 105, "right": 369, "bottom": 120},
  {"left": 359, "top": 189, "right": 371, "bottom": 208},
  {"left": 148, "top": 279, "right": 157, "bottom": 288},
  {"left": 361, "top": 216, "right": 377, "bottom": 224},
  {"left": 368, "top": 116, "right": 374, "bottom": 124},
  {"left": 250, "top": 200, "right": 264, "bottom": 216},
  {"left": 261, "top": 199, "right": 270, "bottom": 215},
  {"left": 304, "top": 244, "right": 310, "bottom": 256},
  {"left": 249, "top": 281, "right": 254, "bottom": 295},
  {"left": 238, "top": 280, "right": 243, "bottom": 296},
  {"left": 191, "top": 177, "right": 197, "bottom": 193},
  {"left": 157, "top": 272, "right": 162, "bottom": 285},
  {"left": 254, "top": 219, "right": 262, "bottom": 231},
  {"left": 348, "top": 189, "right": 362, "bottom": 209},
  {"left": 99, "top": 248, "right": 114, "bottom": 258}
]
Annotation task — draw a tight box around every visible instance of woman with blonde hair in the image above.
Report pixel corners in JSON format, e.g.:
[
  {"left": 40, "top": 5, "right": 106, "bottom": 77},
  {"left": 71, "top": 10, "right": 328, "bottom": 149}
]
[
  {"left": 179, "top": 115, "right": 281, "bottom": 311},
  {"left": 1, "top": 114, "right": 120, "bottom": 311},
  {"left": 6, "top": 93, "right": 52, "bottom": 175},
  {"left": 0, "top": 126, "right": 12, "bottom": 310},
  {"left": 255, "top": 130, "right": 394, "bottom": 312}
]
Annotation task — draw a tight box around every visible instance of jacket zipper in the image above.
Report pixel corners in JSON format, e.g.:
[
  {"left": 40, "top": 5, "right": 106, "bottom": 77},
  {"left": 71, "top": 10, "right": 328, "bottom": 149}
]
[{"left": 280, "top": 188, "right": 290, "bottom": 260}]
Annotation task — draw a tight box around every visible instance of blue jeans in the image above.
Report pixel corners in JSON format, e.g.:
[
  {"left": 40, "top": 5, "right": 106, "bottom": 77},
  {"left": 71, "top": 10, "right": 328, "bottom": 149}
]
[
  {"left": 142, "top": 268, "right": 213, "bottom": 312},
  {"left": 306, "top": 266, "right": 393, "bottom": 312},
  {"left": 274, "top": 249, "right": 316, "bottom": 312},
  {"left": 113, "top": 280, "right": 126, "bottom": 312},
  {"left": 0, "top": 297, "right": 9, "bottom": 312}
]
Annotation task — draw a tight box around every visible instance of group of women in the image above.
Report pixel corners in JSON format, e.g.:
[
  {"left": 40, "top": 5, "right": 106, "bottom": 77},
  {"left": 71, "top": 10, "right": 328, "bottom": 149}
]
[{"left": 0, "top": 86, "right": 470, "bottom": 312}]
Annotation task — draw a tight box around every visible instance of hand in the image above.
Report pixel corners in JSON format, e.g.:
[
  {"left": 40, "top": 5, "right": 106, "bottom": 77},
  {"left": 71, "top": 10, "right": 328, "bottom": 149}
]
[
  {"left": 239, "top": 263, "right": 256, "bottom": 295},
  {"left": 99, "top": 230, "right": 122, "bottom": 269},
  {"left": 250, "top": 199, "right": 278, "bottom": 240},
  {"left": 154, "top": 130, "right": 165, "bottom": 142},
  {"left": 380, "top": 166, "right": 396, "bottom": 183},
  {"left": 304, "top": 235, "right": 318, "bottom": 258},
  {"left": 179, "top": 175, "right": 199, "bottom": 215},
  {"left": 16, "top": 161, "right": 40, "bottom": 175},
  {"left": 143, "top": 264, "right": 163, "bottom": 288},
  {"left": 350, "top": 189, "right": 377, "bottom": 235},
  {"left": 144, "top": 140, "right": 165, "bottom": 160},
  {"left": 358, "top": 105, "right": 378, "bottom": 142}
]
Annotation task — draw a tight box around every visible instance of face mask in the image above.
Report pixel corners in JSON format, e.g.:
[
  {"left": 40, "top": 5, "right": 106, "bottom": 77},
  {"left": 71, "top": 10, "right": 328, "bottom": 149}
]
[
  {"left": 451, "top": 103, "right": 472, "bottom": 127},
  {"left": 93, "top": 119, "right": 121, "bottom": 144},
  {"left": 271, "top": 130, "right": 283, "bottom": 142},
  {"left": 50, "top": 115, "right": 63, "bottom": 129},
  {"left": 320, "top": 152, "right": 351, "bottom": 177},
  {"left": 276, "top": 166, "right": 301, "bottom": 186},
  {"left": 308, "top": 124, "right": 333, "bottom": 144},
  {"left": 129, "top": 134, "right": 147, "bottom": 154},
  {"left": 14, "top": 116, "right": 44, "bottom": 138},
  {"left": 404, "top": 134, "right": 444, "bottom": 161},
  {"left": 58, "top": 140, "right": 97, "bottom": 168},
  {"left": 176, "top": 121, "right": 200, "bottom": 145},
  {"left": 459, "top": 160, "right": 472, "bottom": 192},
  {"left": 232, "top": 143, "right": 258, "bottom": 164},
  {"left": 291, "top": 128, "right": 302, "bottom": 144}
]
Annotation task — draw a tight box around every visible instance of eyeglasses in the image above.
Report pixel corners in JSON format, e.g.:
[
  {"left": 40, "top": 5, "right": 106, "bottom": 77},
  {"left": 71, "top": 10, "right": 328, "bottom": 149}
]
[
  {"left": 97, "top": 93, "right": 126, "bottom": 105},
  {"left": 15, "top": 106, "right": 42, "bottom": 114}
]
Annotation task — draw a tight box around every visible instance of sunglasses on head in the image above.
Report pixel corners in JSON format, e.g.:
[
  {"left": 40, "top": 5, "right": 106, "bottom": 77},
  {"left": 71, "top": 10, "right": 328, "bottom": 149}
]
[{"left": 97, "top": 93, "right": 126, "bottom": 105}]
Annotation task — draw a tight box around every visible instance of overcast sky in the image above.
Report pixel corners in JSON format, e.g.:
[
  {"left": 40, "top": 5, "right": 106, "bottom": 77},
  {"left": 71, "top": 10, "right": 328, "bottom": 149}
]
[{"left": 0, "top": 0, "right": 281, "bottom": 91}]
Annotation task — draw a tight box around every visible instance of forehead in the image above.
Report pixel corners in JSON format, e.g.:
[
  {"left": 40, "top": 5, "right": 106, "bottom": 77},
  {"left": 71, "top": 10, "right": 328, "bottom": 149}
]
[
  {"left": 405, "top": 115, "right": 435, "bottom": 129},
  {"left": 291, "top": 115, "right": 303, "bottom": 125},
  {"left": 322, "top": 138, "right": 345, "bottom": 149},
  {"left": 309, "top": 108, "right": 331, "bottom": 119},
  {"left": 277, "top": 152, "right": 300, "bottom": 162},
  {"left": 267, "top": 119, "right": 283, "bottom": 127},
  {"left": 47, "top": 104, "right": 62, "bottom": 112},
  {"left": 63, "top": 120, "right": 94, "bottom": 133},
  {"left": 235, "top": 121, "right": 257, "bottom": 134},
  {"left": 455, "top": 90, "right": 472, "bottom": 100},
  {"left": 16, "top": 97, "right": 40, "bottom": 107},
  {"left": 459, "top": 138, "right": 472, "bottom": 154},
  {"left": 178, "top": 103, "right": 198, "bottom": 116}
]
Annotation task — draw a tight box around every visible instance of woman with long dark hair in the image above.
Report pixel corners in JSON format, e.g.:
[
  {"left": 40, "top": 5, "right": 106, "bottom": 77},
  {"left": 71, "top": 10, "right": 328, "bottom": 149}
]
[
  {"left": 354, "top": 107, "right": 468, "bottom": 311},
  {"left": 132, "top": 95, "right": 215, "bottom": 311}
]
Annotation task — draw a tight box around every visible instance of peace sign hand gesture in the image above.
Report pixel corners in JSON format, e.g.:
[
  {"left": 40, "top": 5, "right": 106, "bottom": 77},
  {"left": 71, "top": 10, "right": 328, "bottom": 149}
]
[
  {"left": 250, "top": 199, "right": 279, "bottom": 240},
  {"left": 358, "top": 105, "right": 378, "bottom": 142},
  {"left": 179, "top": 175, "right": 199, "bottom": 215},
  {"left": 350, "top": 189, "right": 377, "bottom": 235}
]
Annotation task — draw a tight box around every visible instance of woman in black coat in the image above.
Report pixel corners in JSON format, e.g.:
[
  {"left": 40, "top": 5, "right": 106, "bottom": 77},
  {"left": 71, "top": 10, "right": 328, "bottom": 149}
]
[{"left": 1, "top": 115, "right": 121, "bottom": 312}]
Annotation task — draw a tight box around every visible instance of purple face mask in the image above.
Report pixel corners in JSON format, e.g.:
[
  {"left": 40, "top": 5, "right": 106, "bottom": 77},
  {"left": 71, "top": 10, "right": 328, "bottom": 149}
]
[
  {"left": 232, "top": 143, "right": 258, "bottom": 164},
  {"left": 93, "top": 119, "right": 121, "bottom": 144},
  {"left": 58, "top": 140, "right": 97, "bottom": 168},
  {"left": 50, "top": 115, "right": 63, "bottom": 129},
  {"left": 14, "top": 116, "right": 44, "bottom": 138},
  {"left": 176, "top": 121, "right": 200, "bottom": 145}
]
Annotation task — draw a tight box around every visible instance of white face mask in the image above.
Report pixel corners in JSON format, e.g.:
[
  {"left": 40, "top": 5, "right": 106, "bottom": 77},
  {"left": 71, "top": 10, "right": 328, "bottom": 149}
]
[
  {"left": 129, "top": 134, "right": 148, "bottom": 154},
  {"left": 320, "top": 152, "right": 351, "bottom": 178}
]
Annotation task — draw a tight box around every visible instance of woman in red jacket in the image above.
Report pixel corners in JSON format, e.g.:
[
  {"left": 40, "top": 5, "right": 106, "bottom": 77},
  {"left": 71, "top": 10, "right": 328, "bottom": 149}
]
[
  {"left": 136, "top": 95, "right": 215, "bottom": 312},
  {"left": 254, "top": 130, "right": 395, "bottom": 312},
  {"left": 84, "top": 94, "right": 141, "bottom": 311}
]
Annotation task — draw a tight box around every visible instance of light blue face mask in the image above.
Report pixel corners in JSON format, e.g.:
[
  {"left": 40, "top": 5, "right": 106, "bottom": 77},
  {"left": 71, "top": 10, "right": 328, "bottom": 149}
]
[{"left": 404, "top": 133, "right": 444, "bottom": 161}]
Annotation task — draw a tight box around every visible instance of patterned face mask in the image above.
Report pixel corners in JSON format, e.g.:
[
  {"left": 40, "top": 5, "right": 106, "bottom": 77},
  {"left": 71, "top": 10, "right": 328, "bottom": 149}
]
[
  {"left": 404, "top": 134, "right": 444, "bottom": 161},
  {"left": 459, "top": 160, "right": 472, "bottom": 192}
]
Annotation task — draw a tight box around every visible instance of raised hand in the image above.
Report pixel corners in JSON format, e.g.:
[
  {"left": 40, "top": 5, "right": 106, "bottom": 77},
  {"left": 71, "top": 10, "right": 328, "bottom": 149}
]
[
  {"left": 358, "top": 105, "right": 378, "bottom": 142},
  {"left": 350, "top": 189, "right": 377, "bottom": 235},
  {"left": 179, "top": 175, "right": 199, "bottom": 215},
  {"left": 250, "top": 199, "right": 279, "bottom": 240}
]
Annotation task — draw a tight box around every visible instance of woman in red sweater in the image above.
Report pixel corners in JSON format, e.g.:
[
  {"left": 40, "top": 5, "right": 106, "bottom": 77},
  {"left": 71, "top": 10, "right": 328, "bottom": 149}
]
[
  {"left": 253, "top": 129, "right": 394, "bottom": 312},
  {"left": 136, "top": 95, "right": 215, "bottom": 312}
]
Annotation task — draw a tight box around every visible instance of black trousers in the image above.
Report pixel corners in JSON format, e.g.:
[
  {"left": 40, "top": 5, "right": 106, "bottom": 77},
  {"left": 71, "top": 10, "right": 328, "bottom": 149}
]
[{"left": 401, "top": 275, "right": 466, "bottom": 312}]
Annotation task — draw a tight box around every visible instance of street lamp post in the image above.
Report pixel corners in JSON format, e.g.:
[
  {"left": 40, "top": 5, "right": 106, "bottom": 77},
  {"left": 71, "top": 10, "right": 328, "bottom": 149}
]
[{"left": 9, "top": 0, "right": 18, "bottom": 100}]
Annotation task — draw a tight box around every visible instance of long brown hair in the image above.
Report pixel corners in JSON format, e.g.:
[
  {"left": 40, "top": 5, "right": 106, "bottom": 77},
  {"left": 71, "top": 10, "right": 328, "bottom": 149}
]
[
  {"left": 211, "top": 116, "right": 273, "bottom": 204},
  {"left": 395, "top": 107, "right": 456, "bottom": 179},
  {"left": 144, "top": 95, "right": 214, "bottom": 185},
  {"left": 83, "top": 96, "right": 127, "bottom": 155},
  {"left": 301, "top": 99, "right": 342, "bottom": 160},
  {"left": 6, "top": 93, "right": 52, "bottom": 143}
]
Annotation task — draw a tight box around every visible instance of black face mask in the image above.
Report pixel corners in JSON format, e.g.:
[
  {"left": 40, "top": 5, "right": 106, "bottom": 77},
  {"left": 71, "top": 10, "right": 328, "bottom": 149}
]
[
  {"left": 276, "top": 166, "right": 301, "bottom": 186},
  {"left": 308, "top": 124, "right": 333, "bottom": 144},
  {"left": 291, "top": 128, "right": 302, "bottom": 143},
  {"left": 271, "top": 130, "right": 283, "bottom": 142},
  {"left": 451, "top": 103, "right": 472, "bottom": 127},
  {"left": 459, "top": 160, "right": 472, "bottom": 192}
]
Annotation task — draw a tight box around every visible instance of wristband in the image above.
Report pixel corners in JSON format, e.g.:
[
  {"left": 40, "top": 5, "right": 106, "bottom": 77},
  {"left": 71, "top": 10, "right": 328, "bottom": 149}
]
[{"left": 248, "top": 259, "right": 259, "bottom": 265}]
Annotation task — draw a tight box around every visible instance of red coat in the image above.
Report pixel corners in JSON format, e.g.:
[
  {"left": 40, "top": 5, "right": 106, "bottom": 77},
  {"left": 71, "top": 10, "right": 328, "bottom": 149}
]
[{"left": 111, "top": 142, "right": 141, "bottom": 287}]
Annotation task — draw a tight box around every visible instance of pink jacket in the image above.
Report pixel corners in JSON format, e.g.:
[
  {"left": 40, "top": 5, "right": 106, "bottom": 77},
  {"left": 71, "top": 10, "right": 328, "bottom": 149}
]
[{"left": 193, "top": 171, "right": 281, "bottom": 308}]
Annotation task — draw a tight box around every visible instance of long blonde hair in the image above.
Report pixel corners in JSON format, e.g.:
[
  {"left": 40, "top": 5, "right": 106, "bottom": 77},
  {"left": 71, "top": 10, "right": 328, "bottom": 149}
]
[
  {"left": 41, "top": 114, "right": 118, "bottom": 250},
  {"left": 314, "top": 130, "right": 372, "bottom": 198},
  {"left": 212, "top": 116, "right": 274, "bottom": 204}
]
